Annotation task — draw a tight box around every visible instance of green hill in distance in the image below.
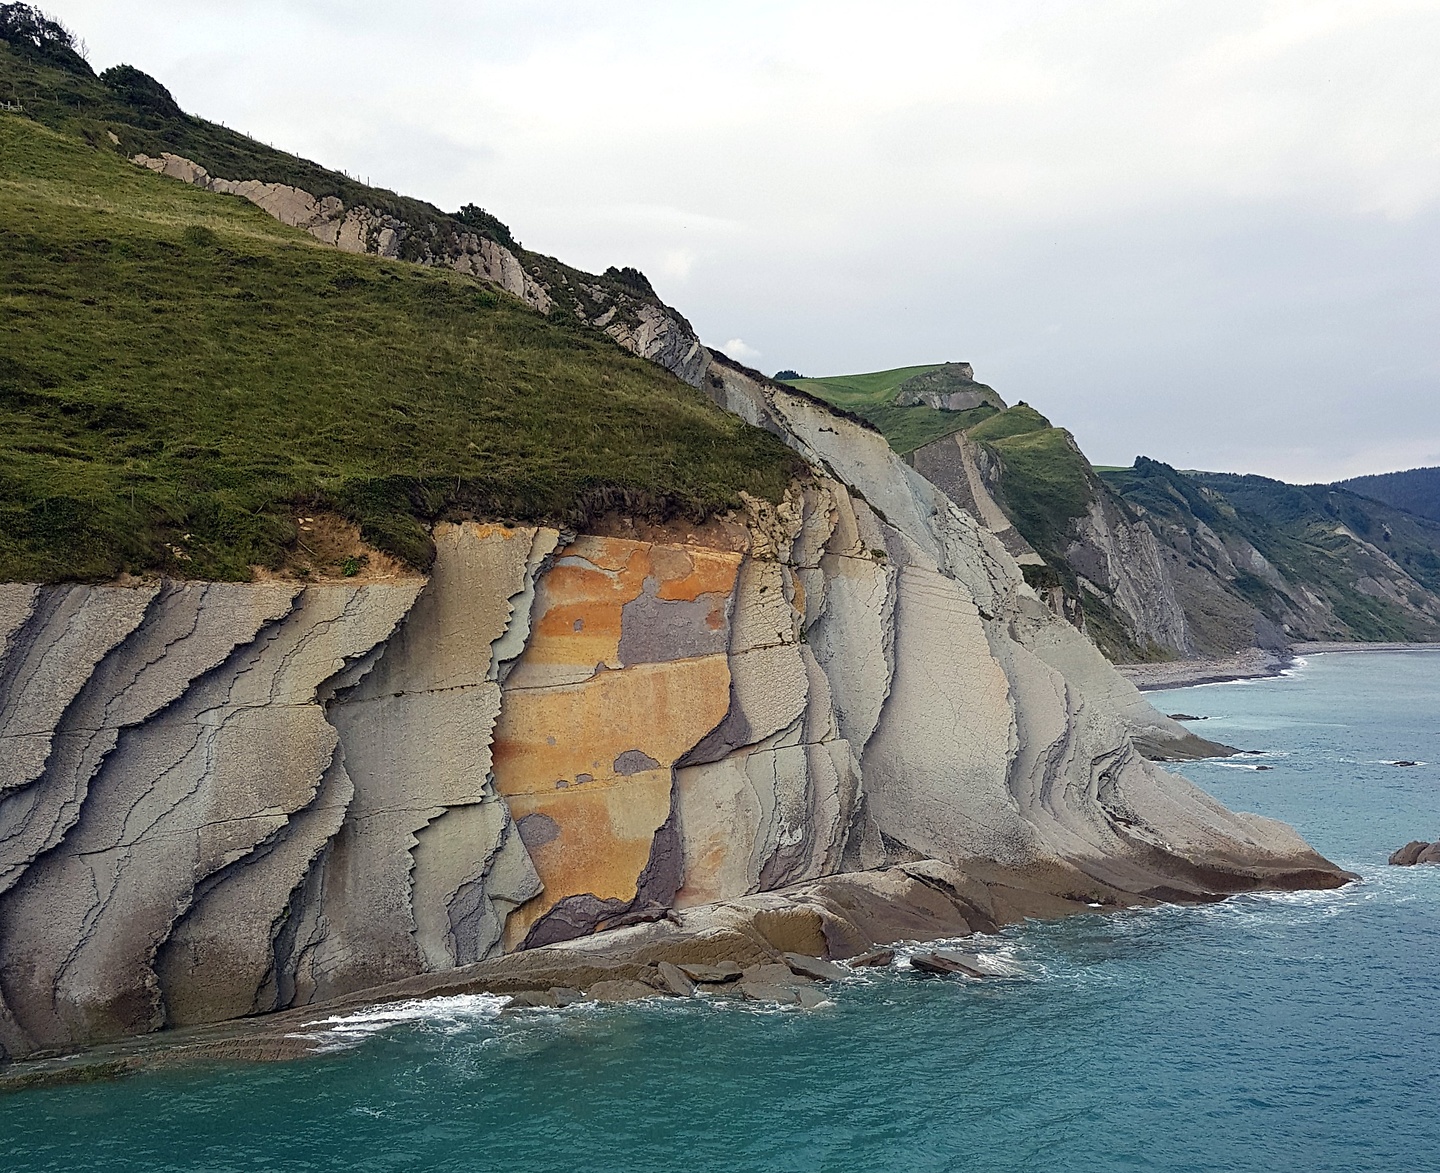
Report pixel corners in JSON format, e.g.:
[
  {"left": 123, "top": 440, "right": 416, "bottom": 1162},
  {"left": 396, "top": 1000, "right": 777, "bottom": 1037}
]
[
  {"left": 783, "top": 363, "right": 1094, "bottom": 570},
  {"left": 1337, "top": 466, "right": 1440, "bottom": 525},
  {"left": 0, "top": 111, "right": 799, "bottom": 581},
  {"left": 782, "top": 362, "right": 1004, "bottom": 454}
]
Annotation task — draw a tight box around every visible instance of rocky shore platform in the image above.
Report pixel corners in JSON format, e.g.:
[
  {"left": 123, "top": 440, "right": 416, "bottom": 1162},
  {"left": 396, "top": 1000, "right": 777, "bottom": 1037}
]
[
  {"left": 1115, "top": 649, "right": 1292, "bottom": 692},
  {"left": 1120, "top": 642, "right": 1440, "bottom": 694},
  {"left": 0, "top": 853, "right": 1352, "bottom": 1093}
]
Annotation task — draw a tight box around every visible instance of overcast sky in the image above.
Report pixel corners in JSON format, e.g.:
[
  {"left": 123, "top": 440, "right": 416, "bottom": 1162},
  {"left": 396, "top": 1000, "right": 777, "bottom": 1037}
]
[{"left": 51, "top": 0, "right": 1440, "bottom": 482}]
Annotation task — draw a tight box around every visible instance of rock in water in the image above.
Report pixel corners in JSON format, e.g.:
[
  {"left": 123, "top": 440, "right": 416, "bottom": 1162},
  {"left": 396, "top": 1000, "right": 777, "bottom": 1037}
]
[
  {"left": 678, "top": 962, "right": 743, "bottom": 984},
  {"left": 783, "top": 953, "right": 850, "bottom": 981},
  {"left": 848, "top": 948, "right": 896, "bottom": 968},
  {"left": 909, "top": 950, "right": 1006, "bottom": 978},
  {"left": 588, "top": 980, "right": 656, "bottom": 1003},
  {"left": 1389, "top": 840, "right": 1437, "bottom": 865},
  {"left": 656, "top": 961, "right": 697, "bottom": 997}
]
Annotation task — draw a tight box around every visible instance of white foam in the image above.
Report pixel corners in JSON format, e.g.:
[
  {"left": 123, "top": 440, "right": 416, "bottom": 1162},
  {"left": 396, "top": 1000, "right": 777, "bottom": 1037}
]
[{"left": 286, "top": 993, "right": 510, "bottom": 1052}]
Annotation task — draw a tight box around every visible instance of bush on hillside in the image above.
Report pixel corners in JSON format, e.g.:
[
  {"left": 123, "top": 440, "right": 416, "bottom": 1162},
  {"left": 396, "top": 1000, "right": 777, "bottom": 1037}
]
[
  {"left": 603, "top": 266, "right": 655, "bottom": 297},
  {"left": 99, "top": 64, "right": 185, "bottom": 119},
  {"left": 455, "top": 203, "right": 517, "bottom": 249}
]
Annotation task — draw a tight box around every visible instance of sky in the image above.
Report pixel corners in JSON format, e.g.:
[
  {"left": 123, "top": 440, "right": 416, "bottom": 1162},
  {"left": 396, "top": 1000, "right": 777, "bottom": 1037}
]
[{"left": 47, "top": 0, "right": 1440, "bottom": 482}]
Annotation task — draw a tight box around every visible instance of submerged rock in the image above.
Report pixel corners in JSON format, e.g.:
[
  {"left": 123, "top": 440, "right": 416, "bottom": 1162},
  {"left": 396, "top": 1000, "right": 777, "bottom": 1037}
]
[{"left": 908, "top": 950, "right": 1006, "bottom": 979}]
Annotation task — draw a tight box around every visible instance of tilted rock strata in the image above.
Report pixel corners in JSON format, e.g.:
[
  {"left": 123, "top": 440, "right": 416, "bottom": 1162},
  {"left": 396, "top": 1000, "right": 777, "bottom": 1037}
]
[
  {"left": 0, "top": 271, "right": 1348, "bottom": 1061},
  {"left": 0, "top": 366, "right": 1350, "bottom": 1060}
]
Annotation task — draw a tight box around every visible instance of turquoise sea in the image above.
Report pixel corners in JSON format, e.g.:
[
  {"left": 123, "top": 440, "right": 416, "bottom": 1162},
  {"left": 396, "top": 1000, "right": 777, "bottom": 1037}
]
[{"left": 2, "top": 650, "right": 1438, "bottom": 1172}]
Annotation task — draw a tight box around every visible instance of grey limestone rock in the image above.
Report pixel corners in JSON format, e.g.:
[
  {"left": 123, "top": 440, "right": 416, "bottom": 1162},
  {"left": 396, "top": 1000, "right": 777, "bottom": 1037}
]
[
  {"left": 277, "top": 524, "right": 548, "bottom": 1004},
  {"left": 678, "top": 961, "right": 743, "bottom": 983},
  {"left": 0, "top": 582, "right": 420, "bottom": 1052},
  {"left": 588, "top": 979, "right": 656, "bottom": 1003},
  {"left": 908, "top": 950, "right": 999, "bottom": 978},
  {"left": 655, "top": 960, "right": 696, "bottom": 997}
]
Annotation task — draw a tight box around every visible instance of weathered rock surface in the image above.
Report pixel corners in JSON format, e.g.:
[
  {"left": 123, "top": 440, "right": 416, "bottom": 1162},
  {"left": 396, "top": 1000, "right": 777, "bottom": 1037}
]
[
  {"left": 783, "top": 952, "right": 849, "bottom": 981},
  {"left": 0, "top": 343, "right": 1351, "bottom": 1063},
  {"left": 908, "top": 950, "right": 1003, "bottom": 978}
]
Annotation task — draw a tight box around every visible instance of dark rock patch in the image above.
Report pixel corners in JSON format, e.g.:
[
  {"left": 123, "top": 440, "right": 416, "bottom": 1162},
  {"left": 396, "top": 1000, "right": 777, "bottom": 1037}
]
[
  {"left": 515, "top": 812, "right": 560, "bottom": 849},
  {"left": 613, "top": 749, "right": 661, "bottom": 776},
  {"left": 678, "top": 961, "right": 743, "bottom": 984}
]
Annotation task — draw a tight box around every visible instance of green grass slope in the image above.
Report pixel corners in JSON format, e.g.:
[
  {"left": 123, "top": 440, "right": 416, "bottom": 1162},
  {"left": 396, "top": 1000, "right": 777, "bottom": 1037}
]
[
  {"left": 0, "top": 20, "right": 515, "bottom": 250},
  {"left": 0, "top": 18, "right": 688, "bottom": 335},
  {"left": 782, "top": 364, "right": 1002, "bottom": 454},
  {"left": 968, "top": 406, "right": 1096, "bottom": 558},
  {"left": 0, "top": 114, "right": 800, "bottom": 581}
]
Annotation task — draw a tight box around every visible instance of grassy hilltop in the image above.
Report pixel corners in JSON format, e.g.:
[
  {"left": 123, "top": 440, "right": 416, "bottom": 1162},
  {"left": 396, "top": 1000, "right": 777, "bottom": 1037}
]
[
  {"left": 787, "top": 365, "right": 1094, "bottom": 563},
  {"left": 783, "top": 364, "right": 1003, "bottom": 454},
  {"left": 0, "top": 85, "right": 799, "bottom": 581}
]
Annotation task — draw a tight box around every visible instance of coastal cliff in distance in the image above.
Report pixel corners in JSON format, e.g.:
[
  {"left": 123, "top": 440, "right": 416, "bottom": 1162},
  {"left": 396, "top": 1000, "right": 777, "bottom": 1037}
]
[
  {"left": 787, "top": 367, "right": 1440, "bottom": 662},
  {"left": 0, "top": 11, "right": 1348, "bottom": 1062}
]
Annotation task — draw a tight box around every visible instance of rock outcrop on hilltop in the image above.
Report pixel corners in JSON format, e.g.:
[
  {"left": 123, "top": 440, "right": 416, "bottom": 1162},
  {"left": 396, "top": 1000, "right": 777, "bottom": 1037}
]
[
  {"left": 0, "top": 373, "right": 1347, "bottom": 1058},
  {"left": 130, "top": 152, "right": 707, "bottom": 385}
]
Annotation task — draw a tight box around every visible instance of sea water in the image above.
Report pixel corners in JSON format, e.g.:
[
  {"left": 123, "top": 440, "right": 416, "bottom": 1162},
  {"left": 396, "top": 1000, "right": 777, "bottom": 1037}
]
[{"left": 2, "top": 650, "right": 1437, "bottom": 1172}]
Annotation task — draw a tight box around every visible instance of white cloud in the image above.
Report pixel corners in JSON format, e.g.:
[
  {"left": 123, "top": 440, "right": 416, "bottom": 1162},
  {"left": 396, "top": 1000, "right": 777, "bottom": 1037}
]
[
  {"left": 48, "top": 0, "right": 1440, "bottom": 480},
  {"left": 720, "top": 339, "right": 762, "bottom": 364}
]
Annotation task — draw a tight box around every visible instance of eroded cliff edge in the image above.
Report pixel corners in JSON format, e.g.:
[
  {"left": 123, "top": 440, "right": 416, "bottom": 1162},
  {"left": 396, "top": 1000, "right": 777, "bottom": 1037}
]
[{"left": 0, "top": 369, "right": 1347, "bottom": 1060}]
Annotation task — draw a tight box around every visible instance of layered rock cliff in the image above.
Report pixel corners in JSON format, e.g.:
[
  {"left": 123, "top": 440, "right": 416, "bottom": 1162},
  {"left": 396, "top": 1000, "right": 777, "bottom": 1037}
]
[
  {"left": 0, "top": 381, "right": 1344, "bottom": 1058},
  {"left": 0, "top": 29, "right": 1349, "bottom": 1062}
]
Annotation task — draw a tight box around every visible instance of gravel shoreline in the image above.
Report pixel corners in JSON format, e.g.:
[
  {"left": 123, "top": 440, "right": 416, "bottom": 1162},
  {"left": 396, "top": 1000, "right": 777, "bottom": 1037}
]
[
  {"left": 1118, "top": 642, "right": 1440, "bottom": 692},
  {"left": 1115, "top": 649, "right": 1291, "bottom": 692}
]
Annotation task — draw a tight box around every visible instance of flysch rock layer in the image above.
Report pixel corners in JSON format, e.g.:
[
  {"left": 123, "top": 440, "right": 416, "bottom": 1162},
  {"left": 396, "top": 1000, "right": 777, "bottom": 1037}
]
[
  {"left": 0, "top": 581, "right": 420, "bottom": 1054},
  {"left": 0, "top": 354, "right": 1349, "bottom": 1063}
]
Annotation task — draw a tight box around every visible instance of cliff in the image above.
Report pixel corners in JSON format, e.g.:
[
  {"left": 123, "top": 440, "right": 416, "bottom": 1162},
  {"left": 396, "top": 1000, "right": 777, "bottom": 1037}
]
[
  {"left": 0, "top": 15, "right": 1349, "bottom": 1062},
  {"left": 0, "top": 439, "right": 1341, "bottom": 1059},
  {"left": 790, "top": 367, "right": 1440, "bottom": 660}
]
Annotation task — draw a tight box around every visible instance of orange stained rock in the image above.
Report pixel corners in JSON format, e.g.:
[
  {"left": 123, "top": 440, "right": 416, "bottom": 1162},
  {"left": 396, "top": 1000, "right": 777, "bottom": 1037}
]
[
  {"left": 492, "top": 655, "right": 733, "bottom": 946},
  {"left": 516, "top": 536, "right": 742, "bottom": 678}
]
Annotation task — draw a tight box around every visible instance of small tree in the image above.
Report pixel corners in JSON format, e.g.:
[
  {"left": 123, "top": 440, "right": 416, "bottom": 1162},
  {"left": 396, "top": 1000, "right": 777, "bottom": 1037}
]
[
  {"left": 0, "top": 3, "right": 89, "bottom": 73},
  {"left": 603, "top": 266, "right": 655, "bottom": 297},
  {"left": 454, "top": 204, "right": 517, "bottom": 249}
]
